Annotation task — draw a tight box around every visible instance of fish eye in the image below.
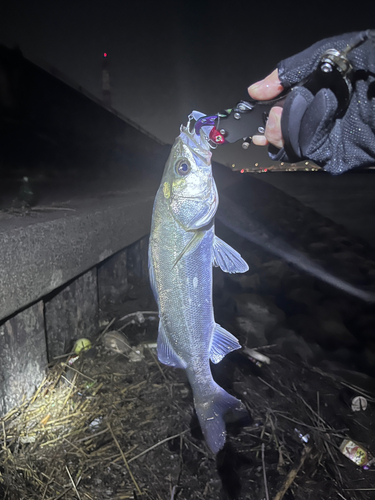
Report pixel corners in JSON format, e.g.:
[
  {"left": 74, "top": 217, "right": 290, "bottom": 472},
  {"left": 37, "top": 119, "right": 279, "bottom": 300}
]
[{"left": 175, "top": 159, "right": 191, "bottom": 176}]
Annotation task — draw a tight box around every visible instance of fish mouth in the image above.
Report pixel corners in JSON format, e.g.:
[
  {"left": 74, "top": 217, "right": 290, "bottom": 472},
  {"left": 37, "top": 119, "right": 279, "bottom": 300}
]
[{"left": 179, "top": 123, "right": 212, "bottom": 161}]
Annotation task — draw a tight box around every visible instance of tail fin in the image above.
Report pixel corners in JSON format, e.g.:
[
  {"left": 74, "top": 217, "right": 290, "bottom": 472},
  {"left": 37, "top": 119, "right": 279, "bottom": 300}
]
[{"left": 194, "top": 385, "right": 247, "bottom": 454}]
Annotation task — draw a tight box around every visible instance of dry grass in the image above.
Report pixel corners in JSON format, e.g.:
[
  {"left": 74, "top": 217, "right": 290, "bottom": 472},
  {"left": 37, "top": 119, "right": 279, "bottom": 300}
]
[{"left": 0, "top": 319, "right": 374, "bottom": 500}]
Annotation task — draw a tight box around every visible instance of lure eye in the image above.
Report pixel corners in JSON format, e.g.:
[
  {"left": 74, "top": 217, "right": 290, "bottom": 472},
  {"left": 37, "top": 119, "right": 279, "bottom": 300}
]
[{"left": 175, "top": 159, "right": 191, "bottom": 176}]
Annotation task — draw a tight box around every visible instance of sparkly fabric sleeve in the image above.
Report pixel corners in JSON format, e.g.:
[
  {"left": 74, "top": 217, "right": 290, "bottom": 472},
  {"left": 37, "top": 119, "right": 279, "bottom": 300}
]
[{"left": 270, "top": 30, "right": 375, "bottom": 174}]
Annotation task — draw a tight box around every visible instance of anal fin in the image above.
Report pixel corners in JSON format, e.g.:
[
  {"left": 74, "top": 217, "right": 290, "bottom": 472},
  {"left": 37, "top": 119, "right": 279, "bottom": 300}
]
[{"left": 210, "top": 324, "right": 241, "bottom": 364}]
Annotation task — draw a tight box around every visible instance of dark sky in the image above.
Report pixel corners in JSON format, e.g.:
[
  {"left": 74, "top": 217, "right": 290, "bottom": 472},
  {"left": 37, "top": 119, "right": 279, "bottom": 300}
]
[{"left": 0, "top": 0, "right": 373, "bottom": 169}]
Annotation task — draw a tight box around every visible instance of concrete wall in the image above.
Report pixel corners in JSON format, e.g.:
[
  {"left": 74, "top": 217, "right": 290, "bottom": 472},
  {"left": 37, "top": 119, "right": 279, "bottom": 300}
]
[{"left": 0, "top": 236, "right": 150, "bottom": 417}]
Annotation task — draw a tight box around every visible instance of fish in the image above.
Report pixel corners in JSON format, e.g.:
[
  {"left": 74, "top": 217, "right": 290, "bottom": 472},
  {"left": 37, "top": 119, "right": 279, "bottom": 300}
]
[{"left": 148, "top": 112, "right": 249, "bottom": 454}]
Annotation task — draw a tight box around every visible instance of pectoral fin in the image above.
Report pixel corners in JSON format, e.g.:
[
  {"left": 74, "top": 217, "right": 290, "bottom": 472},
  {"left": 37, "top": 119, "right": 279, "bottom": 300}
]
[
  {"left": 210, "top": 323, "right": 241, "bottom": 364},
  {"left": 213, "top": 236, "right": 249, "bottom": 274},
  {"left": 157, "top": 322, "right": 187, "bottom": 369}
]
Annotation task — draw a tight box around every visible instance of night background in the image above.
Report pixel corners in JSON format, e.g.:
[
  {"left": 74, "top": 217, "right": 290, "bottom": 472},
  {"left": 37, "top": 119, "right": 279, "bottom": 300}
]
[{"left": 1, "top": 0, "right": 373, "bottom": 170}]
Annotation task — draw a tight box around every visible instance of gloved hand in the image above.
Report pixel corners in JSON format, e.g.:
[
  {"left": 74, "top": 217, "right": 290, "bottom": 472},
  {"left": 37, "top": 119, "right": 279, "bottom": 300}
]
[{"left": 249, "top": 30, "right": 375, "bottom": 174}]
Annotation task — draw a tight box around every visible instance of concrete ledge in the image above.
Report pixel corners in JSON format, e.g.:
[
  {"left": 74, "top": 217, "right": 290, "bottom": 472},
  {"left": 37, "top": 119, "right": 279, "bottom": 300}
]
[{"left": 0, "top": 187, "right": 157, "bottom": 321}]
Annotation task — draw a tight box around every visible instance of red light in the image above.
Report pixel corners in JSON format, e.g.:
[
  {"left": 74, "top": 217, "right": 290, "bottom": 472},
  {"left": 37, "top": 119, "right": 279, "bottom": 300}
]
[
  {"left": 240, "top": 169, "right": 245, "bottom": 173},
  {"left": 103, "top": 52, "right": 107, "bottom": 58}
]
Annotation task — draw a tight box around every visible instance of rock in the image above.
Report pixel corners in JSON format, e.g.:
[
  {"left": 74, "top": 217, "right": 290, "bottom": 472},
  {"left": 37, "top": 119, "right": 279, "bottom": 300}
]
[
  {"left": 258, "top": 260, "right": 290, "bottom": 294},
  {"left": 333, "top": 266, "right": 366, "bottom": 286},
  {"left": 235, "top": 317, "right": 268, "bottom": 347},
  {"left": 351, "top": 242, "right": 367, "bottom": 253},
  {"left": 331, "top": 235, "right": 354, "bottom": 247},
  {"left": 315, "top": 308, "right": 357, "bottom": 348},
  {"left": 289, "top": 306, "right": 358, "bottom": 349},
  {"left": 235, "top": 293, "right": 286, "bottom": 321},
  {"left": 315, "top": 226, "right": 340, "bottom": 238},
  {"left": 226, "top": 273, "right": 261, "bottom": 292},
  {"left": 331, "top": 250, "right": 366, "bottom": 265},
  {"left": 275, "top": 295, "right": 309, "bottom": 316},
  {"left": 319, "top": 361, "right": 375, "bottom": 393},
  {"left": 360, "top": 345, "right": 375, "bottom": 376},
  {"left": 213, "top": 267, "right": 225, "bottom": 292},
  {"left": 286, "top": 288, "right": 323, "bottom": 307},
  {"left": 214, "top": 296, "right": 237, "bottom": 324},
  {"left": 354, "top": 314, "right": 375, "bottom": 341},
  {"left": 360, "top": 328, "right": 375, "bottom": 341},
  {"left": 281, "top": 270, "right": 316, "bottom": 292},
  {"left": 366, "top": 339, "right": 375, "bottom": 353},
  {"left": 360, "top": 260, "right": 375, "bottom": 276},
  {"left": 267, "top": 326, "right": 319, "bottom": 362},
  {"left": 234, "top": 293, "right": 285, "bottom": 346},
  {"left": 315, "top": 269, "right": 366, "bottom": 297},
  {"left": 288, "top": 314, "right": 316, "bottom": 342},
  {"left": 321, "top": 298, "right": 362, "bottom": 323},
  {"left": 240, "top": 250, "right": 264, "bottom": 269},
  {"left": 330, "top": 347, "right": 353, "bottom": 364},
  {"left": 323, "top": 252, "right": 368, "bottom": 284},
  {"left": 308, "top": 241, "right": 333, "bottom": 254},
  {"left": 266, "top": 325, "right": 295, "bottom": 343},
  {"left": 357, "top": 314, "right": 375, "bottom": 330}
]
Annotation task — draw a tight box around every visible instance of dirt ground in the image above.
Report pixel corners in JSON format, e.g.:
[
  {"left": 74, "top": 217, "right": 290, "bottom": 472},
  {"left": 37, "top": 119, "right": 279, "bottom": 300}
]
[{"left": 0, "top": 298, "right": 374, "bottom": 500}]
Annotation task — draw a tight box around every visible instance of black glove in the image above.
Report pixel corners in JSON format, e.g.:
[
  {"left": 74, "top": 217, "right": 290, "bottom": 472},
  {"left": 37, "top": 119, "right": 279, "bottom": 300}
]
[{"left": 270, "top": 30, "right": 375, "bottom": 174}]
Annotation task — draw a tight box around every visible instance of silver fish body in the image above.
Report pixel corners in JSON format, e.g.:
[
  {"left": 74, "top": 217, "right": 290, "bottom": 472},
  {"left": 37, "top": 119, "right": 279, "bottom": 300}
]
[{"left": 149, "top": 116, "right": 249, "bottom": 453}]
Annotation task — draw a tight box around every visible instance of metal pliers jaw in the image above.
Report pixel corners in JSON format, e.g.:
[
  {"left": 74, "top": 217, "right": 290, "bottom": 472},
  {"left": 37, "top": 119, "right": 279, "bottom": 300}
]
[
  {"left": 188, "top": 114, "right": 221, "bottom": 149},
  {"left": 193, "top": 93, "right": 288, "bottom": 150}
]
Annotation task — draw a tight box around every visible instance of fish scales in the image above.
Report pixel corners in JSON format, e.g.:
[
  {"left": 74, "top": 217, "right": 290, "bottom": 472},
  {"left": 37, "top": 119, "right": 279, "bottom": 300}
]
[{"left": 149, "top": 113, "right": 249, "bottom": 453}]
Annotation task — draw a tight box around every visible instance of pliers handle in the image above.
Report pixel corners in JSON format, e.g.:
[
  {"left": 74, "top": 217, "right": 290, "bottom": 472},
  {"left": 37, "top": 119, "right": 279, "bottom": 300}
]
[{"left": 195, "top": 30, "right": 372, "bottom": 150}]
